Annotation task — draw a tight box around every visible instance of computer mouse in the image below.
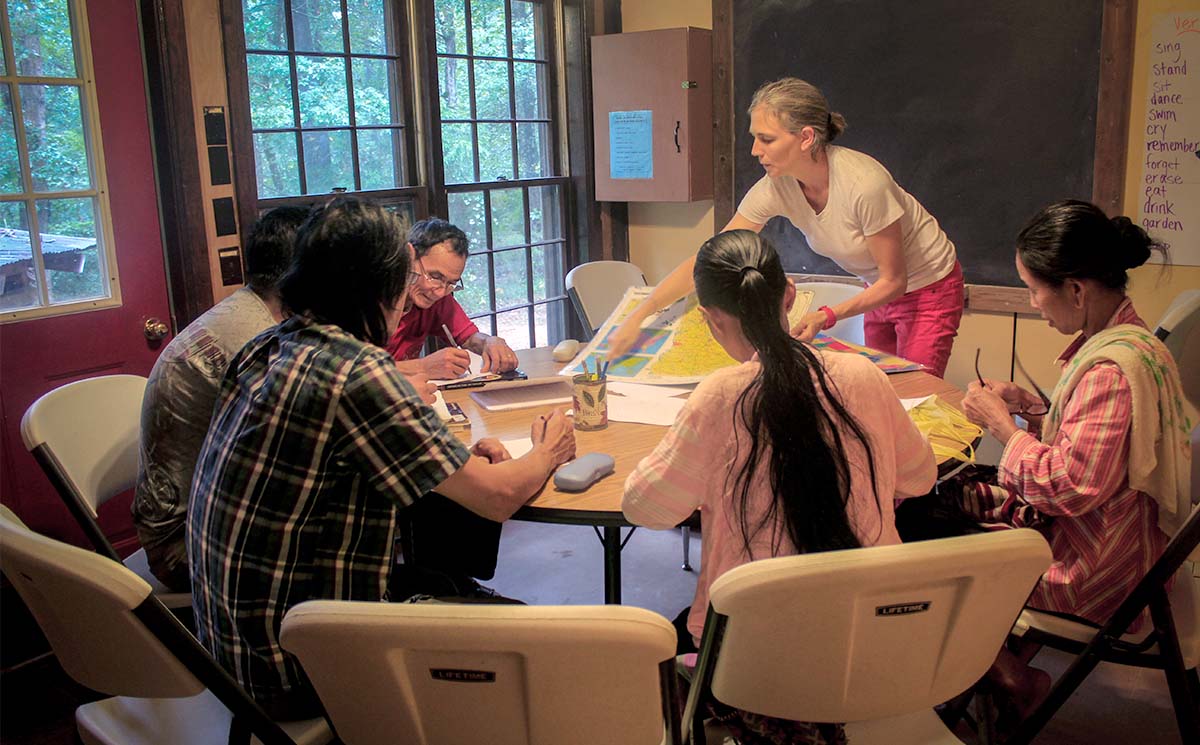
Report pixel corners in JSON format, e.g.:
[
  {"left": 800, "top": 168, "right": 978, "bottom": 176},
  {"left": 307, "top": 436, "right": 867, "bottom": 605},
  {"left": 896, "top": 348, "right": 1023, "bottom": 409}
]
[{"left": 552, "top": 338, "right": 581, "bottom": 362}]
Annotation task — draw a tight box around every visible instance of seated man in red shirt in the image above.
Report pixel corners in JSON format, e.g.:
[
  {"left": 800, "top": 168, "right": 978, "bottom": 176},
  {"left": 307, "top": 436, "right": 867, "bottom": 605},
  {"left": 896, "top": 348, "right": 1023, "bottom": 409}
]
[{"left": 389, "top": 218, "right": 519, "bottom": 377}]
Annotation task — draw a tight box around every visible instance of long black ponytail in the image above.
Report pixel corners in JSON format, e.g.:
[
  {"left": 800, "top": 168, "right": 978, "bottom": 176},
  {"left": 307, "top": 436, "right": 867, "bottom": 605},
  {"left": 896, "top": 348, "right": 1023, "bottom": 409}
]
[{"left": 694, "top": 230, "right": 879, "bottom": 557}]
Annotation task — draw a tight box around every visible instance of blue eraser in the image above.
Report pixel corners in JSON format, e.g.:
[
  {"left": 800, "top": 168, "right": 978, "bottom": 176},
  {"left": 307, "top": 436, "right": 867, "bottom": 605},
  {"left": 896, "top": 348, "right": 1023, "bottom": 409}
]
[{"left": 553, "top": 453, "right": 615, "bottom": 492}]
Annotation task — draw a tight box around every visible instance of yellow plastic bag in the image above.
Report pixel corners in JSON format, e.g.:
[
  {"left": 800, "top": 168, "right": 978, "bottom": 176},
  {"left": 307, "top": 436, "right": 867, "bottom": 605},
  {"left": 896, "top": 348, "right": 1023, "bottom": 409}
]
[{"left": 907, "top": 396, "right": 983, "bottom": 464}]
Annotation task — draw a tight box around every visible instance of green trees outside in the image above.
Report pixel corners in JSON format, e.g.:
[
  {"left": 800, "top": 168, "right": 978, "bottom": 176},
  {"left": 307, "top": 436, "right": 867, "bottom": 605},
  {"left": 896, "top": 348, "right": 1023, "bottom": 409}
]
[{"left": 2, "top": 0, "right": 105, "bottom": 310}]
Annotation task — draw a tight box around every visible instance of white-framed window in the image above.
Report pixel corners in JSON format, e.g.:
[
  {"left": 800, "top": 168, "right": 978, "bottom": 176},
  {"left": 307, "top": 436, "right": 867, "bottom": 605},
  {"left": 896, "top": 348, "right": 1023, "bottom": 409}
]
[{"left": 0, "top": 0, "right": 120, "bottom": 322}]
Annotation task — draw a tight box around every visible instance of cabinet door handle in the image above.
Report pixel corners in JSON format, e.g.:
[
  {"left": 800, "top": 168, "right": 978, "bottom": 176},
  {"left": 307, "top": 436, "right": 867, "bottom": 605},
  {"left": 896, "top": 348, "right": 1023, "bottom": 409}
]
[{"left": 674, "top": 121, "right": 681, "bottom": 153}]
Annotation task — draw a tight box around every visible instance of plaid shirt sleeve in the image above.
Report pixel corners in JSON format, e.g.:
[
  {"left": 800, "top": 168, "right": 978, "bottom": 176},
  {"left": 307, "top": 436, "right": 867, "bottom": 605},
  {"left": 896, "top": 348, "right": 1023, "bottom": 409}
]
[{"left": 335, "top": 349, "right": 471, "bottom": 504}]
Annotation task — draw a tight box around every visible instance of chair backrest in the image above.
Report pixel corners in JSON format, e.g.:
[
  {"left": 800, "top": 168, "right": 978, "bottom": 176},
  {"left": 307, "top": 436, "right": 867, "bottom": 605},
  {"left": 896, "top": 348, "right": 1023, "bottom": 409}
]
[
  {"left": 702, "top": 530, "right": 1051, "bottom": 723},
  {"left": 788, "top": 279, "right": 865, "bottom": 345},
  {"left": 1155, "top": 288, "right": 1200, "bottom": 407},
  {"left": 0, "top": 505, "right": 201, "bottom": 698},
  {"left": 565, "top": 261, "right": 647, "bottom": 334},
  {"left": 19, "top": 374, "right": 147, "bottom": 514},
  {"left": 280, "top": 601, "right": 678, "bottom": 745}
]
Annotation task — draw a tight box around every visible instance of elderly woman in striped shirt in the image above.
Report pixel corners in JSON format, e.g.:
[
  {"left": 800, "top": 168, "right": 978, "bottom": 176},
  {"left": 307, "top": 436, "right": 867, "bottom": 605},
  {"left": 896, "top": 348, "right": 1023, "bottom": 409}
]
[{"left": 961, "top": 199, "right": 1195, "bottom": 722}]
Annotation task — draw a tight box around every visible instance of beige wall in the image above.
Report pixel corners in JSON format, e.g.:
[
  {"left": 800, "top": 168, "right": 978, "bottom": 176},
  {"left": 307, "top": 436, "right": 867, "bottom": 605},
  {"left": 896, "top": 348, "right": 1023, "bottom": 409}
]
[{"left": 620, "top": 0, "right": 1199, "bottom": 438}]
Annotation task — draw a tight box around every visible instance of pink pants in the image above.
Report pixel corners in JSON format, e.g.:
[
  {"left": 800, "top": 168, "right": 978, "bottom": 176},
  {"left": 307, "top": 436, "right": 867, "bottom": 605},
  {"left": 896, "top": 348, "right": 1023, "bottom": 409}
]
[{"left": 864, "top": 262, "right": 964, "bottom": 378}]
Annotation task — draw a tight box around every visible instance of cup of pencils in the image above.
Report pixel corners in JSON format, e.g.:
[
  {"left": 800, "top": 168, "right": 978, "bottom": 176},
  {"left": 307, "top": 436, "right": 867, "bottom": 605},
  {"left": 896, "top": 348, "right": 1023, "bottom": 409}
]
[{"left": 572, "top": 355, "right": 608, "bottom": 431}]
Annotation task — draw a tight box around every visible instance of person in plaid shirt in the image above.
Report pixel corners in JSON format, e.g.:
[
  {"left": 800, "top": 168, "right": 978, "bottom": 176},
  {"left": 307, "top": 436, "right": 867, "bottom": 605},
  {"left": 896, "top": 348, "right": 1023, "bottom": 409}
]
[{"left": 187, "top": 198, "right": 575, "bottom": 720}]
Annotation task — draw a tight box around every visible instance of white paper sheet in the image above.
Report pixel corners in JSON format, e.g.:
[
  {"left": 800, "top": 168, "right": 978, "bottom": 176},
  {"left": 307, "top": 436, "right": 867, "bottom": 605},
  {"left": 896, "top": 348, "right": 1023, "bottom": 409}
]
[
  {"left": 900, "top": 395, "right": 936, "bottom": 411},
  {"left": 469, "top": 381, "right": 573, "bottom": 411},
  {"left": 606, "top": 381, "right": 693, "bottom": 400},
  {"left": 499, "top": 436, "right": 534, "bottom": 459},
  {"left": 607, "top": 394, "right": 686, "bottom": 425}
]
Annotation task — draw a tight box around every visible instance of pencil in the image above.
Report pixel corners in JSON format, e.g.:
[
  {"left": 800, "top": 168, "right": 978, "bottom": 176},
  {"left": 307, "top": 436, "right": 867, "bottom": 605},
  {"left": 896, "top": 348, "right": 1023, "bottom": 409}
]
[{"left": 441, "top": 323, "right": 459, "bottom": 349}]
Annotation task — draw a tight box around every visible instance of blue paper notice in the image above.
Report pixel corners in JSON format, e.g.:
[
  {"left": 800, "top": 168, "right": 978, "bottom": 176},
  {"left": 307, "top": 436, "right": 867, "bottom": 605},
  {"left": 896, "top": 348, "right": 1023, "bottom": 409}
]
[{"left": 609, "top": 110, "right": 653, "bottom": 179}]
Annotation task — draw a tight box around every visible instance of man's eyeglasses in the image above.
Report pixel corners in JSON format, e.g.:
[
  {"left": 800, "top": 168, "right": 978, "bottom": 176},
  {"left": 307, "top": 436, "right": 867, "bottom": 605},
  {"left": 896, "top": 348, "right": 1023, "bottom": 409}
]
[
  {"left": 410, "top": 258, "right": 464, "bottom": 293},
  {"left": 974, "top": 348, "right": 1051, "bottom": 417}
]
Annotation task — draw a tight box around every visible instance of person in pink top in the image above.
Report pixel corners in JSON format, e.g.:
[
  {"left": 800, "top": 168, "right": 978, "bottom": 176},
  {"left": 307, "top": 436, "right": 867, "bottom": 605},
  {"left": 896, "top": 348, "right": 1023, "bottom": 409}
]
[
  {"left": 623, "top": 229, "right": 937, "bottom": 745},
  {"left": 388, "top": 219, "right": 519, "bottom": 377},
  {"left": 961, "top": 200, "right": 1194, "bottom": 726}
]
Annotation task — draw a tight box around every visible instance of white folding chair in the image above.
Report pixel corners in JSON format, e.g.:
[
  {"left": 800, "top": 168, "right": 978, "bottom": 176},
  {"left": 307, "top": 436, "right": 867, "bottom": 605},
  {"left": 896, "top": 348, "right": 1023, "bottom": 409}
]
[
  {"left": 281, "top": 600, "right": 681, "bottom": 745},
  {"left": 19, "top": 374, "right": 190, "bottom": 608},
  {"left": 0, "top": 506, "right": 331, "bottom": 745},
  {"left": 1154, "top": 288, "right": 1200, "bottom": 407},
  {"left": 683, "top": 530, "right": 1052, "bottom": 745},
  {"left": 788, "top": 278, "right": 866, "bottom": 345},
  {"left": 565, "top": 260, "right": 648, "bottom": 336},
  {"left": 565, "top": 260, "right": 696, "bottom": 571},
  {"left": 1006, "top": 424, "right": 1200, "bottom": 745}
]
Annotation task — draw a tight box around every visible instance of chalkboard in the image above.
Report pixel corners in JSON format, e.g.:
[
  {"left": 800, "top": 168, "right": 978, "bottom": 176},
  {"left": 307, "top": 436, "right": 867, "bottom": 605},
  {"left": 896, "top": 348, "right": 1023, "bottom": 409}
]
[{"left": 727, "top": 0, "right": 1107, "bottom": 288}]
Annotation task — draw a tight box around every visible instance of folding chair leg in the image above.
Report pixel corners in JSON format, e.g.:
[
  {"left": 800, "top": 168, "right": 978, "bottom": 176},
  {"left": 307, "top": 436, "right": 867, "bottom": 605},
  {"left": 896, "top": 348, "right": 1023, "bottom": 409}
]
[
  {"left": 1006, "top": 649, "right": 1104, "bottom": 745},
  {"left": 1149, "top": 596, "right": 1200, "bottom": 742}
]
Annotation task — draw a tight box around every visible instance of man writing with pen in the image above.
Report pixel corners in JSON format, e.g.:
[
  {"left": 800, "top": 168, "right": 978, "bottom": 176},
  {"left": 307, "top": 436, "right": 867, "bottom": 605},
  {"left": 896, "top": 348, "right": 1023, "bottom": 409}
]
[{"left": 388, "top": 218, "right": 520, "bottom": 376}]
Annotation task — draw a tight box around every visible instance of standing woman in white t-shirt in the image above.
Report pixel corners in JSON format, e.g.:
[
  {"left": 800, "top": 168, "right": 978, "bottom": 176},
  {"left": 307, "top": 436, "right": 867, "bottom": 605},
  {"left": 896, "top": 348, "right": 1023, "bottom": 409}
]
[{"left": 607, "top": 78, "right": 964, "bottom": 377}]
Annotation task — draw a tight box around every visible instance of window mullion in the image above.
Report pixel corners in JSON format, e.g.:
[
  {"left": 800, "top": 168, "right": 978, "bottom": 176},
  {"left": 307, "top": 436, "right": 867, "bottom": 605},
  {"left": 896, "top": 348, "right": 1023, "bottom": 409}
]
[
  {"left": 464, "top": 0, "right": 480, "bottom": 184},
  {"left": 282, "top": 0, "right": 308, "bottom": 194}
]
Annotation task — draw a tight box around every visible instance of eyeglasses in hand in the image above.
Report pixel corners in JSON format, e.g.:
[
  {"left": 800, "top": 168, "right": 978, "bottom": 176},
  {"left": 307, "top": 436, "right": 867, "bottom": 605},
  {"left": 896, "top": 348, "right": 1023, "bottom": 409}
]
[{"left": 975, "top": 348, "right": 1051, "bottom": 418}]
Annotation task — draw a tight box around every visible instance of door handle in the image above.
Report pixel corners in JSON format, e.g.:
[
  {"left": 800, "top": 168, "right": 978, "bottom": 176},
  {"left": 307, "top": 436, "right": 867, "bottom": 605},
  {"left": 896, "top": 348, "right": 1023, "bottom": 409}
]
[{"left": 144, "top": 317, "right": 170, "bottom": 342}]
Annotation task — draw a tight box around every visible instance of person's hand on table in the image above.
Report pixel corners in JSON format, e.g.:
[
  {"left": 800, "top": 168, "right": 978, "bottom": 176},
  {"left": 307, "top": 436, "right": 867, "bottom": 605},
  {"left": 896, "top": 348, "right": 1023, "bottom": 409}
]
[
  {"left": 791, "top": 311, "right": 825, "bottom": 342},
  {"left": 480, "top": 336, "right": 518, "bottom": 373},
  {"left": 403, "top": 372, "right": 438, "bottom": 404},
  {"left": 963, "top": 381, "right": 1021, "bottom": 443},
  {"left": 471, "top": 437, "right": 511, "bottom": 464},
  {"left": 422, "top": 347, "right": 471, "bottom": 379},
  {"left": 531, "top": 407, "right": 576, "bottom": 467}
]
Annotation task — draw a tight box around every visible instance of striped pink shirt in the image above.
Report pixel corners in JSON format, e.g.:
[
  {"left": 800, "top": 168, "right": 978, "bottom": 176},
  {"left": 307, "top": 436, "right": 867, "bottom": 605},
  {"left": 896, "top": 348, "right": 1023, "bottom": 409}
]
[
  {"left": 623, "top": 351, "right": 937, "bottom": 644},
  {"left": 1001, "top": 299, "right": 1168, "bottom": 630}
]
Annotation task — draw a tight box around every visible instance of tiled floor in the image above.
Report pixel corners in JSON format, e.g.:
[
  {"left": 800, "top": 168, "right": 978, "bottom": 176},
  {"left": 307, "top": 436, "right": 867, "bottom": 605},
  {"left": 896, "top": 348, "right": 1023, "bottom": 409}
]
[{"left": 0, "top": 520, "right": 1189, "bottom": 744}]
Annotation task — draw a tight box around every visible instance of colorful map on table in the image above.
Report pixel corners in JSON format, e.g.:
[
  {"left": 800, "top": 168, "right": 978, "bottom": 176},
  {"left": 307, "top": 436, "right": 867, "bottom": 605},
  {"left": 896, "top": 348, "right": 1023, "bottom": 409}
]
[
  {"left": 561, "top": 286, "right": 815, "bottom": 385},
  {"left": 811, "top": 334, "right": 924, "bottom": 374}
]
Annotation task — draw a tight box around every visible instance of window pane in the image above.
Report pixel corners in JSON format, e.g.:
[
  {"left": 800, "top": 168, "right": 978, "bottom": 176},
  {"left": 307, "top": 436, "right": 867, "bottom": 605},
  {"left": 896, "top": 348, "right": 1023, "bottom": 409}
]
[
  {"left": 489, "top": 187, "right": 524, "bottom": 248},
  {"left": 253, "top": 132, "right": 300, "bottom": 197},
  {"left": 347, "top": 0, "right": 388, "bottom": 55},
  {"left": 510, "top": 0, "right": 539, "bottom": 59},
  {"left": 0, "top": 200, "right": 38, "bottom": 311},
  {"left": 477, "top": 123, "right": 513, "bottom": 181},
  {"left": 296, "top": 56, "right": 349, "bottom": 127},
  {"left": 495, "top": 306, "right": 531, "bottom": 350},
  {"left": 37, "top": 196, "right": 103, "bottom": 304},
  {"left": 469, "top": 0, "right": 507, "bottom": 57},
  {"left": 493, "top": 247, "right": 527, "bottom": 309},
  {"left": 434, "top": 0, "right": 467, "bottom": 55},
  {"left": 516, "top": 122, "right": 546, "bottom": 179},
  {"left": 291, "top": 0, "right": 344, "bottom": 53},
  {"left": 9, "top": 0, "right": 77, "bottom": 78},
  {"left": 457, "top": 251, "right": 490, "bottom": 316},
  {"left": 1, "top": 86, "right": 22, "bottom": 193},
  {"left": 533, "top": 298, "right": 568, "bottom": 347},
  {"left": 352, "top": 58, "right": 400, "bottom": 125},
  {"left": 512, "top": 61, "right": 544, "bottom": 119},
  {"left": 440, "top": 122, "right": 475, "bottom": 183},
  {"left": 531, "top": 242, "right": 563, "bottom": 302},
  {"left": 437, "top": 57, "right": 470, "bottom": 119},
  {"left": 302, "top": 129, "right": 353, "bottom": 193},
  {"left": 357, "top": 128, "right": 400, "bottom": 190},
  {"left": 447, "top": 190, "right": 485, "bottom": 249},
  {"left": 529, "top": 185, "right": 561, "bottom": 242},
  {"left": 242, "top": 0, "right": 287, "bottom": 51},
  {"left": 247, "top": 54, "right": 294, "bottom": 129},
  {"left": 473, "top": 60, "right": 510, "bottom": 119},
  {"left": 20, "top": 84, "right": 90, "bottom": 191}
]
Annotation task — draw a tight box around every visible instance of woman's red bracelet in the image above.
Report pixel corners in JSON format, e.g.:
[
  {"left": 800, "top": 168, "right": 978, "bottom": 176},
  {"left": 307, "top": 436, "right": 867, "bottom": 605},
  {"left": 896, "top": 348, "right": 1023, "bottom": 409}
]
[{"left": 818, "top": 305, "right": 837, "bottom": 330}]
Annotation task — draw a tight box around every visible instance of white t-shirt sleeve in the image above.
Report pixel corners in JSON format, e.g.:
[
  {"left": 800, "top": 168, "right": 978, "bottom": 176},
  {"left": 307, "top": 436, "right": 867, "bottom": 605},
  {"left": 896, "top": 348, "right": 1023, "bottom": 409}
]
[
  {"left": 851, "top": 169, "right": 905, "bottom": 237},
  {"left": 736, "top": 175, "right": 782, "bottom": 225}
]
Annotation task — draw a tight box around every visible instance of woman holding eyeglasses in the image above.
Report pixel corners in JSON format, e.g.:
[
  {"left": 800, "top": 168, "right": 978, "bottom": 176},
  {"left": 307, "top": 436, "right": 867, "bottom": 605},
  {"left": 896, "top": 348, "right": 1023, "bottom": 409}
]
[
  {"left": 959, "top": 200, "right": 1195, "bottom": 725},
  {"left": 389, "top": 218, "right": 520, "bottom": 377}
]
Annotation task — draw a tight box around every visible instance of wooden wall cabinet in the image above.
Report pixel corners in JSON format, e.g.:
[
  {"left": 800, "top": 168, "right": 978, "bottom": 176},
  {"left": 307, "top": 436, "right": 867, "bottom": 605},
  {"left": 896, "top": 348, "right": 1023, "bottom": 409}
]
[{"left": 591, "top": 27, "right": 713, "bottom": 202}]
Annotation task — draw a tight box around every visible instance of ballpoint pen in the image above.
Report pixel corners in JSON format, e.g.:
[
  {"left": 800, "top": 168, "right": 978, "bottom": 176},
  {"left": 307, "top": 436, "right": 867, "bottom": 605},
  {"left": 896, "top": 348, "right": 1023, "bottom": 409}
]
[{"left": 441, "top": 323, "right": 459, "bottom": 349}]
